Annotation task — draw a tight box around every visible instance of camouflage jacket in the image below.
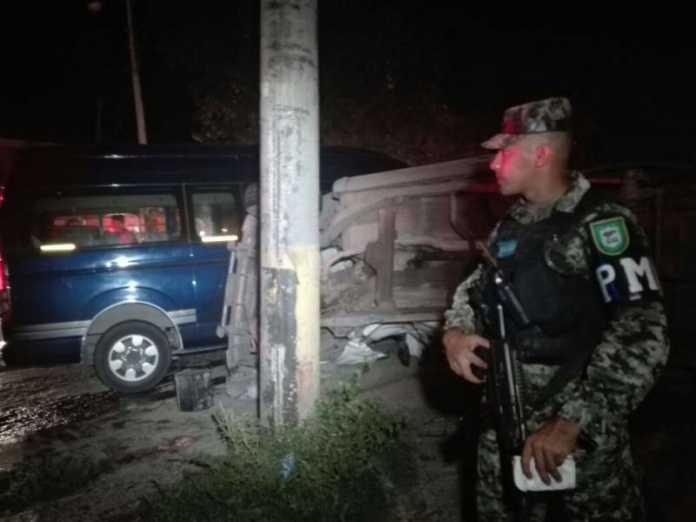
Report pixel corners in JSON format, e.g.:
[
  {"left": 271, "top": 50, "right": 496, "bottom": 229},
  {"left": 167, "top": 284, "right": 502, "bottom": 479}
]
[{"left": 444, "top": 172, "right": 670, "bottom": 442}]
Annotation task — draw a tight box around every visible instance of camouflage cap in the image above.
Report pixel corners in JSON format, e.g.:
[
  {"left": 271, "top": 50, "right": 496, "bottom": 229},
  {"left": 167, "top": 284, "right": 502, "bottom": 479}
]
[{"left": 481, "top": 97, "right": 572, "bottom": 150}]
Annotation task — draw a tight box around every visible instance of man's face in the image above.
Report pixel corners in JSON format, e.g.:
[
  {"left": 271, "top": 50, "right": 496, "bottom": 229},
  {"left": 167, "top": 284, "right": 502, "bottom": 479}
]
[{"left": 489, "top": 139, "right": 537, "bottom": 196}]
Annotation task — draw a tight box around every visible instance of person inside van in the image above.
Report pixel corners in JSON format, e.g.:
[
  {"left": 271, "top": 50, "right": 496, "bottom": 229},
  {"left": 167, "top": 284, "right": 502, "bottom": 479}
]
[
  {"left": 108, "top": 214, "right": 136, "bottom": 245},
  {"left": 144, "top": 208, "right": 168, "bottom": 242},
  {"left": 57, "top": 216, "right": 99, "bottom": 246}
]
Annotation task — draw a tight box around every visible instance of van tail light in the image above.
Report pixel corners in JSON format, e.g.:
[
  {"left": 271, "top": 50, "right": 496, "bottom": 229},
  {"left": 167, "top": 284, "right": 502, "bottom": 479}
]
[
  {"left": 0, "top": 254, "right": 6, "bottom": 292},
  {"left": 0, "top": 252, "right": 10, "bottom": 324}
]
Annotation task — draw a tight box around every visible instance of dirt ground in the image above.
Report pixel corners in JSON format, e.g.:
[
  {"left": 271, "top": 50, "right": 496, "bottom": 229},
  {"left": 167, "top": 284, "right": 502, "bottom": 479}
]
[
  {"left": 0, "top": 340, "right": 469, "bottom": 522},
  {"left": 1, "top": 339, "right": 695, "bottom": 522}
]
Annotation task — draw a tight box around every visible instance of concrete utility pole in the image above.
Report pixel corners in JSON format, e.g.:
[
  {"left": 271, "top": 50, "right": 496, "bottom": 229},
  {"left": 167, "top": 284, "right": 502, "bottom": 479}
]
[{"left": 258, "top": 0, "right": 320, "bottom": 428}]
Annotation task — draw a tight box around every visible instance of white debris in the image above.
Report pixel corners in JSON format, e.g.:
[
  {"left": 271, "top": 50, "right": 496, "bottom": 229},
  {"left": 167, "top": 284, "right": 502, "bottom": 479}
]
[
  {"left": 335, "top": 337, "right": 388, "bottom": 365},
  {"left": 335, "top": 321, "right": 439, "bottom": 365}
]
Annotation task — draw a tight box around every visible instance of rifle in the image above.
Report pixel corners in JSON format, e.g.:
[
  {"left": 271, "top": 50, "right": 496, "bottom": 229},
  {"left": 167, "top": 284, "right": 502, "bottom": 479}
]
[
  {"left": 475, "top": 241, "right": 577, "bottom": 521},
  {"left": 475, "top": 241, "right": 531, "bottom": 521}
]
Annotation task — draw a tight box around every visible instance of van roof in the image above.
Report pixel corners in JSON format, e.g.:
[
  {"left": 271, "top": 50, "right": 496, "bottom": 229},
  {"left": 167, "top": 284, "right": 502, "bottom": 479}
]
[{"left": 9, "top": 144, "right": 408, "bottom": 188}]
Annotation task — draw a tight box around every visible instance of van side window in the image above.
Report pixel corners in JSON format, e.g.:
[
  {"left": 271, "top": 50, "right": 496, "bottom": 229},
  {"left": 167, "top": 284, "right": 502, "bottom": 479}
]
[
  {"left": 192, "top": 190, "right": 240, "bottom": 243},
  {"left": 31, "top": 191, "right": 181, "bottom": 250}
]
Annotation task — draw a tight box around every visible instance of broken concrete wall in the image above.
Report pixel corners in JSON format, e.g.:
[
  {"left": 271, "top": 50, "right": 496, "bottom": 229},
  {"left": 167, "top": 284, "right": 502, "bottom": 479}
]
[{"left": 318, "top": 156, "right": 496, "bottom": 358}]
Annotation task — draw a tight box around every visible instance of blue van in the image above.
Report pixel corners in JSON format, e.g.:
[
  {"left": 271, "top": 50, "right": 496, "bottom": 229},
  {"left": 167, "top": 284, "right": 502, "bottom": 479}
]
[{"left": 0, "top": 144, "right": 405, "bottom": 392}]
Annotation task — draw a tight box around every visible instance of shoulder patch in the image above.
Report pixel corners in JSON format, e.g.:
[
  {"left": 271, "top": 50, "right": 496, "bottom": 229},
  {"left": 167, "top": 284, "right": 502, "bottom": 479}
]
[
  {"left": 585, "top": 213, "right": 662, "bottom": 305},
  {"left": 496, "top": 239, "right": 518, "bottom": 259},
  {"left": 589, "top": 216, "right": 629, "bottom": 256}
]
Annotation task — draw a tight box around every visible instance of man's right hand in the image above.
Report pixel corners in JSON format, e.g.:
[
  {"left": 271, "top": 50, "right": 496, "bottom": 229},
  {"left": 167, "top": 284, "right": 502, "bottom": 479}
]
[{"left": 442, "top": 329, "right": 490, "bottom": 384}]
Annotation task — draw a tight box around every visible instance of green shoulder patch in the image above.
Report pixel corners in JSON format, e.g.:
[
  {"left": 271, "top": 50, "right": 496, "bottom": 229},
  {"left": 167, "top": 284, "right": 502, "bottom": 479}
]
[{"left": 590, "top": 216, "right": 630, "bottom": 256}]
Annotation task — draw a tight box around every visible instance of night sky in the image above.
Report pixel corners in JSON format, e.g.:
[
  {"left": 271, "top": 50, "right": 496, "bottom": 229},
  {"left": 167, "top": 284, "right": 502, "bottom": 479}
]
[{"left": 2, "top": 1, "right": 695, "bottom": 166}]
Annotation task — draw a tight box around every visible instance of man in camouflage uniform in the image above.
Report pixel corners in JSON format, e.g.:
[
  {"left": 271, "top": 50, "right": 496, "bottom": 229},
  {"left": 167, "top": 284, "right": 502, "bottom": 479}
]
[{"left": 443, "top": 97, "right": 669, "bottom": 521}]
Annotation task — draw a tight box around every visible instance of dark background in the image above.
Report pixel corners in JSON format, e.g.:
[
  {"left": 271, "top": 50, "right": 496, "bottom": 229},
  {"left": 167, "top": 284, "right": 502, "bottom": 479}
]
[{"left": 2, "top": 1, "right": 694, "bottom": 166}]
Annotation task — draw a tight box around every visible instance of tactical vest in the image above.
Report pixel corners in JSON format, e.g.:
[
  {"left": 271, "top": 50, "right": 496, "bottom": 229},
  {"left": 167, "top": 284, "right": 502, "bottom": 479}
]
[{"left": 480, "top": 195, "right": 607, "bottom": 366}]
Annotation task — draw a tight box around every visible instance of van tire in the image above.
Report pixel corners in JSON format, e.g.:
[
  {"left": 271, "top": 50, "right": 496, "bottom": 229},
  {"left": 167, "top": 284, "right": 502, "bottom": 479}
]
[{"left": 94, "top": 321, "right": 171, "bottom": 394}]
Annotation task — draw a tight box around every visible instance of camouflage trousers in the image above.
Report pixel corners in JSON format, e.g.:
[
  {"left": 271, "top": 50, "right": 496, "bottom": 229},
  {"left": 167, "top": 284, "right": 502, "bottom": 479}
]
[{"left": 476, "top": 426, "right": 645, "bottom": 522}]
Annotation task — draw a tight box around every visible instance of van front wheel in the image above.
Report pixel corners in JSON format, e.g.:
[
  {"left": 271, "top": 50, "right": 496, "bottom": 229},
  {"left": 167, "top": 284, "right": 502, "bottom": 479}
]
[{"left": 94, "top": 322, "right": 171, "bottom": 393}]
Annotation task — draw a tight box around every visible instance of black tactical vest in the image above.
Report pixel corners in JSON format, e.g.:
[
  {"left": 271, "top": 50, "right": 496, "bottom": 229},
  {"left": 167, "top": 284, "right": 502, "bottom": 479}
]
[{"left": 480, "top": 196, "right": 607, "bottom": 366}]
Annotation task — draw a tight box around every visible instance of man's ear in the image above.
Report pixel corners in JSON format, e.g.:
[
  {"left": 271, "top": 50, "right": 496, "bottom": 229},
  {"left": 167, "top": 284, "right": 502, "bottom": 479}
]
[{"left": 535, "top": 145, "right": 552, "bottom": 167}]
